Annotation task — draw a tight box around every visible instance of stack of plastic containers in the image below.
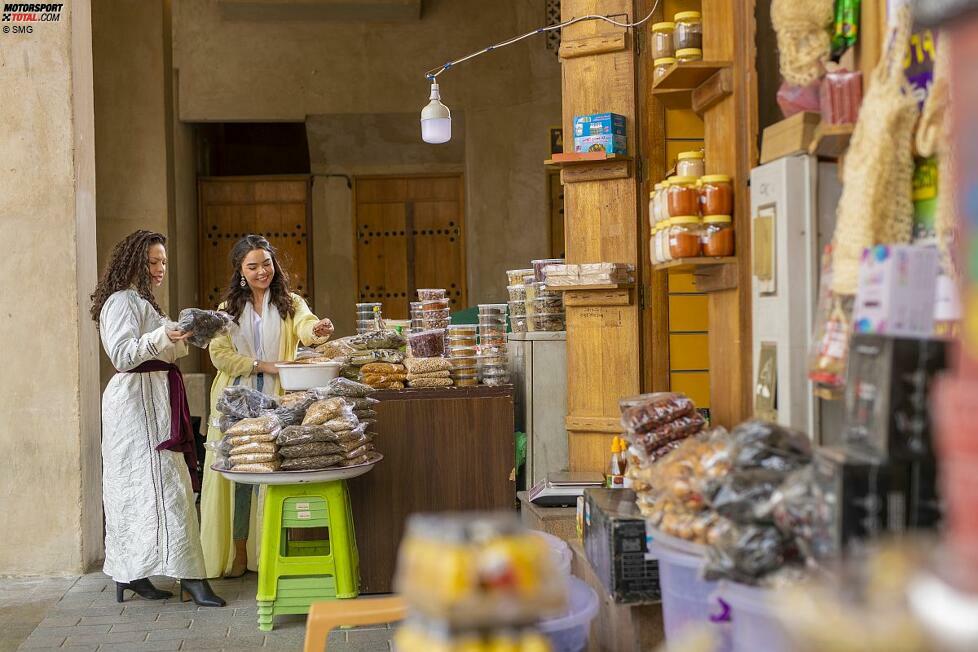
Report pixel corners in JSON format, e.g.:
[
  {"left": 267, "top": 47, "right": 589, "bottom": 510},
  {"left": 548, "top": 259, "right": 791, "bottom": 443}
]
[
  {"left": 393, "top": 512, "right": 566, "bottom": 652},
  {"left": 356, "top": 302, "right": 383, "bottom": 334},
  {"left": 478, "top": 304, "right": 510, "bottom": 386},
  {"left": 529, "top": 262, "right": 566, "bottom": 332},
  {"left": 446, "top": 325, "right": 479, "bottom": 387},
  {"left": 506, "top": 268, "right": 532, "bottom": 334},
  {"left": 409, "top": 302, "right": 424, "bottom": 333},
  {"left": 417, "top": 289, "right": 451, "bottom": 330}
]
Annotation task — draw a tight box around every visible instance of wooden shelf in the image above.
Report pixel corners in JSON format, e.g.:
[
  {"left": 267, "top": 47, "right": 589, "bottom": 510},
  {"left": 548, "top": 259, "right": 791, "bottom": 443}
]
[
  {"left": 548, "top": 282, "right": 634, "bottom": 291},
  {"left": 651, "top": 62, "right": 733, "bottom": 111},
  {"left": 654, "top": 256, "right": 737, "bottom": 273},
  {"left": 544, "top": 154, "right": 634, "bottom": 184},
  {"left": 809, "top": 123, "right": 855, "bottom": 159},
  {"left": 545, "top": 153, "right": 632, "bottom": 166}
]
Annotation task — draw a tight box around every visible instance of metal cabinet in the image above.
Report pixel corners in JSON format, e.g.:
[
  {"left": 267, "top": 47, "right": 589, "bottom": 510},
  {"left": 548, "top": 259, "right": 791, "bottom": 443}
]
[{"left": 509, "top": 332, "right": 569, "bottom": 487}]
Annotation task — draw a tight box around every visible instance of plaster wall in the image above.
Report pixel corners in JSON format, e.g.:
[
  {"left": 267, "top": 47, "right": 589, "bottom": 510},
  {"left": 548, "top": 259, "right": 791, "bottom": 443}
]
[
  {"left": 173, "top": 0, "right": 562, "bottom": 306},
  {"left": 0, "top": 1, "right": 103, "bottom": 575}
]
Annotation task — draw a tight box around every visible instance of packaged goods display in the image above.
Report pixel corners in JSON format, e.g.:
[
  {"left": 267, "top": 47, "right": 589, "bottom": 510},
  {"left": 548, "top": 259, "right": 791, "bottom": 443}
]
[
  {"left": 506, "top": 268, "right": 534, "bottom": 285},
  {"left": 408, "top": 329, "right": 446, "bottom": 358},
  {"left": 356, "top": 303, "right": 384, "bottom": 334},
  {"left": 348, "top": 349, "right": 405, "bottom": 365},
  {"left": 404, "top": 356, "right": 453, "bottom": 374},
  {"left": 406, "top": 370, "right": 451, "bottom": 380},
  {"left": 652, "top": 21, "right": 676, "bottom": 60},
  {"left": 394, "top": 513, "right": 567, "bottom": 627},
  {"left": 676, "top": 151, "right": 705, "bottom": 178},
  {"left": 510, "top": 317, "right": 528, "bottom": 334},
  {"left": 276, "top": 423, "right": 368, "bottom": 447},
  {"left": 702, "top": 215, "right": 735, "bottom": 257},
  {"left": 226, "top": 414, "right": 283, "bottom": 438},
  {"left": 302, "top": 398, "right": 354, "bottom": 426},
  {"left": 509, "top": 301, "right": 527, "bottom": 317},
  {"left": 417, "top": 289, "right": 447, "bottom": 301},
  {"left": 673, "top": 11, "right": 702, "bottom": 50},
  {"left": 172, "top": 308, "right": 233, "bottom": 348},
  {"left": 507, "top": 284, "right": 527, "bottom": 302},
  {"left": 531, "top": 258, "right": 566, "bottom": 283},
  {"left": 528, "top": 312, "right": 566, "bottom": 333},
  {"left": 218, "top": 386, "right": 279, "bottom": 421},
  {"left": 821, "top": 69, "right": 863, "bottom": 125},
  {"left": 572, "top": 113, "right": 627, "bottom": 155}
]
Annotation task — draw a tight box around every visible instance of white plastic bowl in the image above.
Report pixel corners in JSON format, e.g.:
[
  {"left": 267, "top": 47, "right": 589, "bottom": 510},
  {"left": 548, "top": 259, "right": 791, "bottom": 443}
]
[
  {"left": 538, "top": 576, "right": 599, "bottom": 652},
  {"left": 275, "top": 361, "right": 342, "bottom": 391},
  {"left": 531, "top": 530, "right": 573, "bottom": 578}
]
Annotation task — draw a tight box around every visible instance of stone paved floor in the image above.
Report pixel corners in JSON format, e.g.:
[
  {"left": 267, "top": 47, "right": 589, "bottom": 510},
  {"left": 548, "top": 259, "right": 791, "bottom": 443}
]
[{"left": 0, "top": 573, "right": 394, "bottom": 652}]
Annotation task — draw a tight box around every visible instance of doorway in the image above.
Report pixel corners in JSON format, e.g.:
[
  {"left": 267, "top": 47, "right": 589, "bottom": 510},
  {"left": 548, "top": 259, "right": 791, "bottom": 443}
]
[{"left": 354, "top": 175, "right": 466, "bottom": 319}]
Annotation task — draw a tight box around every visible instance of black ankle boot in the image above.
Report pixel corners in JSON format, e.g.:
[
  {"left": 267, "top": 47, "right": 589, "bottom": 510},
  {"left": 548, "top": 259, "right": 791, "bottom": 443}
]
[
  {"left": 180, "top": 579, "right": 226, "bottom": 607},
  {"left": 115, "top": 578, "right": 173, "bottom": 603}
]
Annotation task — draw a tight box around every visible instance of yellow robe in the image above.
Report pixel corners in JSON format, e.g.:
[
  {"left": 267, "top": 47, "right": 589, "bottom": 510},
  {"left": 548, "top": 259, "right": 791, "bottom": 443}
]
[{"left": 199, "top": 293, "right": 319, "bottom": 578}]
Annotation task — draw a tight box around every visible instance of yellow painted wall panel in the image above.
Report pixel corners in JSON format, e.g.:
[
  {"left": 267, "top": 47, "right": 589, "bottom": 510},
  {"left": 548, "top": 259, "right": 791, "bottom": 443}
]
[
  {"left": 665, "top": 110, "right": 705, "bottom": 139},
  {"left": 671, "top": 372, "right": 711, "bottom": 407},
  {"left": 669, "top": 294, "right": 709, "bottom": 331},
  {"left": 664, "top": 0, "right": 702, "bottom": 17},
  {"left": 668, "top": 272, "right": 697, "bottom": 293},
  {"left": 670, "top": 334, "right": 710, "bottom": 370}
]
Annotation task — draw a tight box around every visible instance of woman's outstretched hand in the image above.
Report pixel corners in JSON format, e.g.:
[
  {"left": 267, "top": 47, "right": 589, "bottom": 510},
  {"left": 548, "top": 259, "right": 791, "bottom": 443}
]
[
  {"left": 166, "top": 329, "right": 191, "bottom": 343},
  {"left": 313, "top": 318, "right": 334, "bottom": 339}
]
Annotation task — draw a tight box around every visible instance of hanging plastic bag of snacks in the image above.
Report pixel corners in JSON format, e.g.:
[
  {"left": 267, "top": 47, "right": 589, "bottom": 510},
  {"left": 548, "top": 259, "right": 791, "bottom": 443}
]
[{"left": 808, "top": 246, "right": 853, "bottom": 399}]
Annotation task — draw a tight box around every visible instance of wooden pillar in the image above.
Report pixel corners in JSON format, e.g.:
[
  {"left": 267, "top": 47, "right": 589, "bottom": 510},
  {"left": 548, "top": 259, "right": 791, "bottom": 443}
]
[{"left": 560, "top": 0, "right": 643, "bottom": 471}]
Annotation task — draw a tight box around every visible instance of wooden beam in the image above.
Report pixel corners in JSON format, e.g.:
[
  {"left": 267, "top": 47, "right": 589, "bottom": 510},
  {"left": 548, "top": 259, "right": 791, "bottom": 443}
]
[
  {"left": 560, "top": 159, "right": 632, "bottom": 184},
  {"left": 565, "top": 416, "right": 622, "bottom": 434},
  {"left": 559, "top": 32, "right": 629, "bottom": 59},
  {"left": 562, "top": 288, "right": 634, "bottom": 307},
  {"left": 692, "top": 68, "right": 734, "bottom": 115},
  {"left": 693, "top": 263, "right": 739, "bottom": 292}
]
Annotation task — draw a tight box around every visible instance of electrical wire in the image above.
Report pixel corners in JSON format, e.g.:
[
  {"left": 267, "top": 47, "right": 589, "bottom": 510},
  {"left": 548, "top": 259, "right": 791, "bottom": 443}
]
[{"left": 424, "top": 0, "right": 662, "bottom": 80}]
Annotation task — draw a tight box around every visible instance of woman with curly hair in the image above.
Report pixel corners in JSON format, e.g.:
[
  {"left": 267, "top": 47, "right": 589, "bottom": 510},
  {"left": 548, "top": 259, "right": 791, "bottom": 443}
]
[
  {"left": 200, "top": 235, "right": 334, "bottom": 578},
  {"left": 92, "top": 230, "right": 225, "bottom": 607}
]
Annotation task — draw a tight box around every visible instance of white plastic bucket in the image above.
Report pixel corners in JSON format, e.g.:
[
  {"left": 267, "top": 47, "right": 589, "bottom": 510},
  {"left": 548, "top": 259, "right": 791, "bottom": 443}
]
[
  {"left": 721, "top": 581, "right": 791, "bottom": 652},
  {"left": 538, "top": 576, "right": 599, "bottom": 652},
  {"left": 650, "top": 540, "right": 731, "bottom": 651}
]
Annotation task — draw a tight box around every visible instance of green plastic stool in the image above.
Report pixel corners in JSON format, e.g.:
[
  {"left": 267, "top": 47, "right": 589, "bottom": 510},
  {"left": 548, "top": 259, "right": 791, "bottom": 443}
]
[{"left": 255, "top": 481, "right": 359, "bottom": 631}]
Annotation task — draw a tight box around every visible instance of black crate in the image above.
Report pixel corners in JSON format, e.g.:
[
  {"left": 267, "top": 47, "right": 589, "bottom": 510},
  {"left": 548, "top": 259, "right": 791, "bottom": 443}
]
[{"left": 584, "top": 488, "right": 660, "bottom": 604}]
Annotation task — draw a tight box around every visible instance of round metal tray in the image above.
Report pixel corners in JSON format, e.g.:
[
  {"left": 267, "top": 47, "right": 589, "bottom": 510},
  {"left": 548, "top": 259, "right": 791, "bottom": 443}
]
[{"left": 211, "top": 454, "right": 383, "bottom": 486}]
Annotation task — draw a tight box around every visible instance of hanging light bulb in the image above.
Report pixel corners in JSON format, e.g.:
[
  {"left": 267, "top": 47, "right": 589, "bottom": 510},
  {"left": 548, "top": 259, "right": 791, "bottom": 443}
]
[{"left": 420, "top": 79, "right": 452, "bottom": 144}]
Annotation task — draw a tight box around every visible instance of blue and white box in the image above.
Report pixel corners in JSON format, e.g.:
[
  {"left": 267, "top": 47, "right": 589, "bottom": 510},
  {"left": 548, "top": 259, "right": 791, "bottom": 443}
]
[{"left": 573, "top": 113, "right": 627, "bottom": 155}]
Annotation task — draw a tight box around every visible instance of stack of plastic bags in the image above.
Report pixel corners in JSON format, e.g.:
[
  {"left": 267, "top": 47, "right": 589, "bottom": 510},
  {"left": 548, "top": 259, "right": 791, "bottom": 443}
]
[
  {"left": 404, "top": 356, "right": 453, "bottom": 388},
  {"left": 359, "top": 361, "right": 407, "bottom": 389},
  {"left": 316, "top": 330, "right": 406, "bottom": 380},
  {"left": 209, "top": 379, "right": 381, "bottom": 473}
]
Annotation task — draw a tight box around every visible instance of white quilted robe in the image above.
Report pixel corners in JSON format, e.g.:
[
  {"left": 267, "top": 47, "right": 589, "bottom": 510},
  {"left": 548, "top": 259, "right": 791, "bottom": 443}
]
[{"left": 99, "top": 290, "right": 206, "bottom": 583}]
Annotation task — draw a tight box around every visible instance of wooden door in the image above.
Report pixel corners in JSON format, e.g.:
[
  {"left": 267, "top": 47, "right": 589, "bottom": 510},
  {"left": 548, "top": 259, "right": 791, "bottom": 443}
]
[
  {"left": 198, "top": 176, "right": 313, "bottom": 314},
  {"left": 354, "top": 175, "right": 466, "bottom": 319}
]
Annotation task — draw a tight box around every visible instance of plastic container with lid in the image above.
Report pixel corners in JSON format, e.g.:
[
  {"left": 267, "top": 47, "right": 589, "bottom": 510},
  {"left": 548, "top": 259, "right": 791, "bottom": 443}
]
[
  {"left": 533, "top": 295, "right": 564, "bottom": 313},
  {"left": 702, "top": 215, "right": 735, "bottom": 257},
  {"left": 510, "top": 317, "right": 528, "bottom": 334},
  {"left": 506, "top": 268, "right": 534, "bottom": 285},
  {"left": 651, "top": 226, "right": 662, "bottom": 265},
  {"left": 529, "top": 312, "right": 567, "bottom": 333},
  {"left": 478, "top": 303, "right": 508, "bottom": 316},
  {"left": 700, "top": 174, "right": 734, "bottom": 216},
  {"left": 669, "top": 216, "right": 702, "bottom": 259},
  {"left": 656, "top": 180, "right": 671, "bottom": 225},
  {"left": 653, "top": 57, "right": 677, "bottom": 84},
  {"left": 407, "top": 329, "right": 446, "bottom": 358},
  {"left": 507, "top": 284, "right": 527, "bottom": 302},
  {"left": 673, "top": 11, "right": 703, "bottom": 51},
  {"left": 677, "top": 151, "right": 705, "bottom": 179},
  {"left": 648, "top": 190, "right": 657, "bottom": 230},
  {"left": 446, "top": 324, "right": 477, "bottom": 337},
  {"left": 720, "top": 581, "right": 790, "bottom": 652},
  {"left": 677, "top": 47, "right": 703, "bottom": 63},
  {"left": 420, "top": 298, "right": 450, "bottom": 312},
  {"left": 660, "top": 219, "right": 674, "bottom": 262},
  {"left": 651, "top": 21, "right": 676, "bottom": 60},
  {"left": 509, "top": 300, "right": 527, "bottom": 317},
  {"left": 667, "top": 177, "right": 700, "bottom": 218},
  {"left": 650, "top": 540, "right": 730, "bottom": 650},
  {"left": 416, "top": 288, "right": 447, "bottom": 301},
  {"left": 532, "top": 258, "right": 565, "bottom": 283},
  {"left": 538, "top": 576, "right": 600, "bottom": 652}
]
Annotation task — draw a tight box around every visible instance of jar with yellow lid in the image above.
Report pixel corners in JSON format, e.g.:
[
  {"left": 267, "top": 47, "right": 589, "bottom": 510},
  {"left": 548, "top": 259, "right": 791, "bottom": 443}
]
[
  {"left": 669, "top": 216, "right": 702, "bottom": 259},
  {"left": 651, "top": 22, "right": 676, "bottom": 60},
  {"left": 655, "top": 179, "right": 671, "bottom": 227},
  {"left": 677, "top": 47, "right": 703, "bottom": 63},
  {"left": 653, "top": 57, "right": 677, "bottom": 84},
  {"left": 674, "top": 11, "right": 702, "bottom": 51},
  {"left": 702, "top": 215, "right": 734, "bottom": 257},
  {"left": 667, "top": 176, "right": 700, "bottom": 218},
  {"left": 699, "top": 174, "right": 734, "bottom": 215},
  {"left": 659, "top": 219, "right": 674, "bottom": 262},
  {"left": 677, "top": 151, "right": 705, "bottom": 178}
]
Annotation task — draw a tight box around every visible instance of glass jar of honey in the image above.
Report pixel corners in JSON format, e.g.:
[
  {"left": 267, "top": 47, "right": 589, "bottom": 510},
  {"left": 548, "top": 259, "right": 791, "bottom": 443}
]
[
  {"left": 700, "top": 175, "right": 734, "bottom": 216},
  {"left": 653, "top": 57, "right": 677, "bottom": 84},
  {"left": 702, "top": 215, "right": 735, "bottom": 257},
  {"left": 651, "top": 22, "right": 676, "bottom": 60},
  {"left": 674, "top": 11, "right": 703, "bottom": 51},
  {"left": 676, "top": 151, "right": 705, "bottom": 178},
  {"left": 669, "top": 216, "right": 703, "bottom": 259},
  {"left": 667, "top": 177, "right": 700, "bottom": 218}
]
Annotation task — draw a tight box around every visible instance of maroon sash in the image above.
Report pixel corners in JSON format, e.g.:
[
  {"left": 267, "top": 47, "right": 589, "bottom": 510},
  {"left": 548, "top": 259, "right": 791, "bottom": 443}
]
[{"left": 128, "top": 361, "right": 200, "bottom": 492}]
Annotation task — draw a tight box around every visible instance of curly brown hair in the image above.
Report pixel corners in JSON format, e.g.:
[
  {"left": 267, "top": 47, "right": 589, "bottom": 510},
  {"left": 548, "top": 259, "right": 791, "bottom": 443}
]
[
  {"left": 221, "top": 235, "right": 296, "bottom": 323},
  {"left": 90, "top": 230, "right": 167, "bottom": 327}
]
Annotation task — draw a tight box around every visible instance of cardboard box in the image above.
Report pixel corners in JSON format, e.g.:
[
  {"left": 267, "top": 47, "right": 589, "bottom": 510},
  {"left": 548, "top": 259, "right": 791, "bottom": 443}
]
[
  {"left": 760, "top": 112, "right": 820, "bottom": 163},
  {"left": 853, "top": 244, "right": 939, "bottom": 338},
  {"left": 573, "top": 113, "right": 627, "bottom": 155},
  {"left": 583, "top": 488, "right": 660, "bottom": 604}
]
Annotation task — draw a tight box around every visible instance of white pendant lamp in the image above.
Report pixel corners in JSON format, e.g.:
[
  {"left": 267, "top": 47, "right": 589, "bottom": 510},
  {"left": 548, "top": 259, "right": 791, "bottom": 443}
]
[{"left": 420, "top": 80, "right": 452, "bottom": 144}]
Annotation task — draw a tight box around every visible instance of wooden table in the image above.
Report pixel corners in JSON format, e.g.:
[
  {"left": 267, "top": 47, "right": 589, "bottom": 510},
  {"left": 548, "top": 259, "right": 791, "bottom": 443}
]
[{"left": 348, "top": 385, "right": 516, "bottom": 594}]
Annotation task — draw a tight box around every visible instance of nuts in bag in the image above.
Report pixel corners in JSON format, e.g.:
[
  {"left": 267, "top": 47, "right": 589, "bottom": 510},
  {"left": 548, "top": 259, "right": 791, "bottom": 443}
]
[{"left": 225, "top": 414, "right": 282, "bottom": 438}]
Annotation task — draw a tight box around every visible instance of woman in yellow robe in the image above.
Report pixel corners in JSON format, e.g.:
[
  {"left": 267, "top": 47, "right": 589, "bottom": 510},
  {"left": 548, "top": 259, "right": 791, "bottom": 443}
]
[{"left": 199, "top": 235, "right": 333, "bottom": 578}]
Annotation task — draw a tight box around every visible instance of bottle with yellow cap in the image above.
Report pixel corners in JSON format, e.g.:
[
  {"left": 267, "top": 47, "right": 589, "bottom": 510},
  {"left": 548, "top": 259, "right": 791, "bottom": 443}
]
[{"left": 607, "top": 436, "right": 625, "bottom": 488}]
